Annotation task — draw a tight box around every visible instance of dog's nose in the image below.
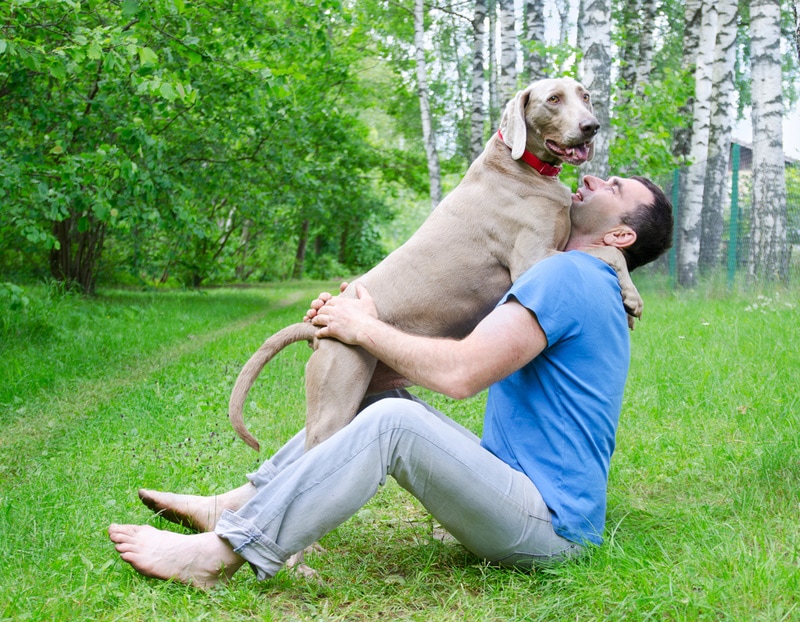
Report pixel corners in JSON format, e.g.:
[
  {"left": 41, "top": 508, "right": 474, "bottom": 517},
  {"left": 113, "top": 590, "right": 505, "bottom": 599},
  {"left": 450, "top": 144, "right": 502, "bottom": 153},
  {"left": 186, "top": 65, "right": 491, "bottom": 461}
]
[{"left": 580, "top": 119, "right": 600, "bottom": 137}]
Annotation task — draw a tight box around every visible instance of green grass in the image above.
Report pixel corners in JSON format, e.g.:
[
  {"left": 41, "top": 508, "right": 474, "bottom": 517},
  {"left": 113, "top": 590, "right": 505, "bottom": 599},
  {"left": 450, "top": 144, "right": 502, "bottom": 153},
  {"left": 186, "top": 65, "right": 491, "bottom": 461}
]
[{"left": 0, "top": 279, "right": 798, "bottom": 620}]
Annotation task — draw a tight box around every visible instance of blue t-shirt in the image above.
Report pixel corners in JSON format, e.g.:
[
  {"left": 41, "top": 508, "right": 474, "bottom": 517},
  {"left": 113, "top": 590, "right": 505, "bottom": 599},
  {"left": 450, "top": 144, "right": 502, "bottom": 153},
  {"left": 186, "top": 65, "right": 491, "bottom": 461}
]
[{"left": 480, "top": 251, "right": 630, "bottom": 546}]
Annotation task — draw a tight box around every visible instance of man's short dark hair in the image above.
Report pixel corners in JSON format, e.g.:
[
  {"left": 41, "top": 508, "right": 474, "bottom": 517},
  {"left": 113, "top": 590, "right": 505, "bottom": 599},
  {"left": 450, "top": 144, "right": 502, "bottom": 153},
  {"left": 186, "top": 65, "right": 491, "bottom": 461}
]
[{"left": 620, "top": 176, "right": 674, "bottom": 271}]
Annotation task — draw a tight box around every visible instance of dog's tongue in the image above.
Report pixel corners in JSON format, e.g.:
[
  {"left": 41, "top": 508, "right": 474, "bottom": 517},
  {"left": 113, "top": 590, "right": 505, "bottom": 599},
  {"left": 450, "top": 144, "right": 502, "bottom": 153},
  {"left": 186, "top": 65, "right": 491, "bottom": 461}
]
[{"left": 564, "top": 143, "right": 590, "bottom": 165}]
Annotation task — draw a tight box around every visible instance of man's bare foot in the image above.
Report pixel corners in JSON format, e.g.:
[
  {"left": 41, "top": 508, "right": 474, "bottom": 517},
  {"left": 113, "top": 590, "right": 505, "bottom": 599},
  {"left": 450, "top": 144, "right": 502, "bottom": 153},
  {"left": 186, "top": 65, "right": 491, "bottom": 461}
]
[
  {"left": 108, "top": 524, "right": 245, "bottom": 589},
  {"left": 138, "top": 483, "right": 257, "bottom": 532},
  {"left": 286, "top": 543, "right": 327, "bottom": 580}
]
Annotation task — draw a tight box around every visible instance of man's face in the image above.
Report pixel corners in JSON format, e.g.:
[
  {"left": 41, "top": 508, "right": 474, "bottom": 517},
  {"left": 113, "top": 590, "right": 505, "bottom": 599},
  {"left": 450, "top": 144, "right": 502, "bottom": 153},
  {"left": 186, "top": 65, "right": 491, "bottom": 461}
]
[{"left": 570, "top": 175, "right": 654, "bottom": 239}]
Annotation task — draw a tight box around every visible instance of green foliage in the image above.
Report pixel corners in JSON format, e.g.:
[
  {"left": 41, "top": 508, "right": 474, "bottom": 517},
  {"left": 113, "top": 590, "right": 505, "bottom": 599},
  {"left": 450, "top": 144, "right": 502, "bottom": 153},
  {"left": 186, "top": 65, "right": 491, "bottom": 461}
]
[
  {"left": 609, "top": 68, "right": 691, "bottom": 178},
  {"left": 0, "top": 0, "right": 395, "bottom": 291},
  {"left": 609, "top": 0, "right": 689, "bottom": 179}
]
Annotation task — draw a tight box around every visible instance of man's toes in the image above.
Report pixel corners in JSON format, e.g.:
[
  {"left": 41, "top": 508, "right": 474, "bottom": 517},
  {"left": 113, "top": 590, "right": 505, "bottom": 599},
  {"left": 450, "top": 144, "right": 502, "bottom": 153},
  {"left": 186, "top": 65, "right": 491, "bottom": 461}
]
[{"left": 138, "top": 489, "right": 158, "bottom": 510}]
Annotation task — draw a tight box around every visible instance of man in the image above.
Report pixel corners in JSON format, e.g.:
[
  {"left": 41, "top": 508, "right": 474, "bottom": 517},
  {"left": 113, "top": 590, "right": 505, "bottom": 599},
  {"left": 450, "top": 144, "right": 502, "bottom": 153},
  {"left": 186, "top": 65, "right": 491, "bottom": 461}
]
[{"left": 109, "top": 175, "right": 673, "bottom": 589}]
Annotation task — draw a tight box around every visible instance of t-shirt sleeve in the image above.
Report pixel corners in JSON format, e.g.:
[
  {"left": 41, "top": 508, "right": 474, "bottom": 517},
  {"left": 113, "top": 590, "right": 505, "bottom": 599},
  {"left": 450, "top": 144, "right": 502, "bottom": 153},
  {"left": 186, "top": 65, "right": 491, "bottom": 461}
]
[{"left": 498, "top": 254, "right": 587, "bottom": 345}]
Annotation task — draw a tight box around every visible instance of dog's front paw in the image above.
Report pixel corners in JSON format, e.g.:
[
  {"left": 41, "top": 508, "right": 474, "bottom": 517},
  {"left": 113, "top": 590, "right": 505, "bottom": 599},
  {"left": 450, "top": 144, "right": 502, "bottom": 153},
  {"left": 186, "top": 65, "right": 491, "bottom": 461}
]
[{"left": 622, "top": 285, "right": 643, "bottom": 320}]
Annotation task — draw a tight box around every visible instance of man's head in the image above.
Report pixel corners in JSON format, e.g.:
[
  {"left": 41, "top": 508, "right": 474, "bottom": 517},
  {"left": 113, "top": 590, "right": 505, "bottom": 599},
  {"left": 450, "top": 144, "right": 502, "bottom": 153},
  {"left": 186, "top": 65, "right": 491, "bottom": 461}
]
[{"left": 568, "top": 175, "right": 674, "bottom": 270}]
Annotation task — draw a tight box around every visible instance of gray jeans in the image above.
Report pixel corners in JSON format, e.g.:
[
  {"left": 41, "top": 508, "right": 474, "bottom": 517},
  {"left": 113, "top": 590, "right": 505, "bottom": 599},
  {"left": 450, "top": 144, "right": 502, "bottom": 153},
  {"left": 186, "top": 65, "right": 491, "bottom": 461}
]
[{"left": 215, "top": 391, "right": 583, "bottom": 580}]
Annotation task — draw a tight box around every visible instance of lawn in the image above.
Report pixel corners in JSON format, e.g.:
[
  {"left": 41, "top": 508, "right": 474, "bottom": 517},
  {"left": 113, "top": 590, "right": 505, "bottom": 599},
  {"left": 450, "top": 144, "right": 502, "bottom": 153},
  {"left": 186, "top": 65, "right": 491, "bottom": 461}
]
[{"left": 0, "top": 278, "right": 797, "bottom": 620}]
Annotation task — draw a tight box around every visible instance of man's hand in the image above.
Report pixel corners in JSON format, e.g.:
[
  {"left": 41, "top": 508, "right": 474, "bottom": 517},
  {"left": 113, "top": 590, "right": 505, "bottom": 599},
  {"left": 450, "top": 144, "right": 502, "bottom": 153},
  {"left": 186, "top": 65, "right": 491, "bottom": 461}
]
[
  {"left": 303, "top": 282, "right": 349, "bottom": 323},
  {"left": 311, "top": 282, "right": 378, "bottom": 345}
]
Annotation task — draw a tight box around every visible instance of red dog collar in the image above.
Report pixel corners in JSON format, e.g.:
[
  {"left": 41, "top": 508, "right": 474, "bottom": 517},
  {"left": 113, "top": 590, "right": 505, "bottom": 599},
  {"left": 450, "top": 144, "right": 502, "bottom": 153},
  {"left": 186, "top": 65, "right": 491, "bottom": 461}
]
[{"left": 497, "top": 130, "right": 561, "bottom": 177}]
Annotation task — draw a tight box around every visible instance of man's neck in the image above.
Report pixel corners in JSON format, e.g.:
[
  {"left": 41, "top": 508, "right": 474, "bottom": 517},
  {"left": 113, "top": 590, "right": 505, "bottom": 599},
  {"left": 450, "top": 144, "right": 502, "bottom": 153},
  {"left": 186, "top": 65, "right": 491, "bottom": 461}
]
[{"left": 564, "top": 235, "right": 602, "bottom": 252}]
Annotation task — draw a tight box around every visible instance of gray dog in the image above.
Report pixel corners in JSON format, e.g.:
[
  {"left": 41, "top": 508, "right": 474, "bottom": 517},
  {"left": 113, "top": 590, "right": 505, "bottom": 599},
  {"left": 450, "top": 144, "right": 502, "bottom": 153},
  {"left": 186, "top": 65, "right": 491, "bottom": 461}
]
[{"left": 229, "top": 77, "right": 640, "bottom": 452}]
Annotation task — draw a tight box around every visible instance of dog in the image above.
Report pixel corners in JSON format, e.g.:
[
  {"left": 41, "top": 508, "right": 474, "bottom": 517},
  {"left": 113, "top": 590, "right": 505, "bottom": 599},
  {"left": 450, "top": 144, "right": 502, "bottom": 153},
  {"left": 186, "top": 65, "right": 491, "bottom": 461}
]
[{"left": 229, "top": 77, "right": 641, "bottom": 452}]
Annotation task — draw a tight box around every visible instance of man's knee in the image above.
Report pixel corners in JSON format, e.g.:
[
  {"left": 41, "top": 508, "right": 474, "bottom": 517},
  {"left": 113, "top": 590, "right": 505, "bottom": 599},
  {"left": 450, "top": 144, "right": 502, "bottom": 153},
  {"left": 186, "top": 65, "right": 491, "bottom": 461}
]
[{"left": 353, "top": 397, "right": 432, "bottom": 434}]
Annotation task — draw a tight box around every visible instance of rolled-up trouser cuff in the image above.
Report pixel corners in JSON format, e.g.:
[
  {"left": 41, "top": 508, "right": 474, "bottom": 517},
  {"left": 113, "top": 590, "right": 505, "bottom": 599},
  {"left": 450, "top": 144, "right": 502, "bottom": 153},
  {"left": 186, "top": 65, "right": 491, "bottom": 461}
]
[{"left": 215, "top": 510, "right": 288, "bottom": 580}]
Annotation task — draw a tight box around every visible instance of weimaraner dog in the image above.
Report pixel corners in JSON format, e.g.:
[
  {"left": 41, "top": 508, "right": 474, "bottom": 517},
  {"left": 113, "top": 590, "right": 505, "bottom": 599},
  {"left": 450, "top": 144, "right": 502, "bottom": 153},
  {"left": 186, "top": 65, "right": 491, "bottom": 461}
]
[{"left": 229, "top": 77, "right": 641, "bottom": 452}]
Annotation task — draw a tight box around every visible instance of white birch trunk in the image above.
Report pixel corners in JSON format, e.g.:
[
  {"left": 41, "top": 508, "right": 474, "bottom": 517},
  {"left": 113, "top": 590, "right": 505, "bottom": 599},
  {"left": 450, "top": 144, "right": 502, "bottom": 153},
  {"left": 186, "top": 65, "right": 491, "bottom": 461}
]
[
  {"left": 555, "top": 0, "right": 570, "bottom": 46},
  {"left": 579, "top": 0, "right": 612, "bottom": 178},
  {"left": 488, "top": 0, "right": 499, "bottom": 127},
  {"left": 677, "top": 0, "right": 717, "bottom": 287},
  {"left": 523, "top": 0, "right": 547, "bottom": 80},
  {"left": 749, "top": 0, "right": 789, "bottom": 281},
  {"left": 793, "top": 0, "right": 800, "bottom": 63},
  {"left": 471, "top": 0, "right": 488, "bottom": 161},
  {"left": 672, "top": 0, "right": 704, "bottom": 162},
  {"left": 634, "top": 1, "right": 659, "bottom": 97},
  {"left": 498, "top": 0, "right": 518, "bottom": 106},
  {"left": 414, "top": 0, "right": 442, "bottom": 209},
  {"left": 611, "top": 0, "right": 639, "bottom": 109},
  {"left": 699, "top": 0, "right": 737, "bottom": 270}
]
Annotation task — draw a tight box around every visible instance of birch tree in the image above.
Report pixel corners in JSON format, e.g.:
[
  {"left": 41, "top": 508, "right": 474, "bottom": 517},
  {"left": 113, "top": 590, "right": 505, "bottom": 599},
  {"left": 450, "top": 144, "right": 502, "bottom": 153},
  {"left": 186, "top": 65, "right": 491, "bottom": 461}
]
[
  {"left": 748, "top": 0, "right": 789, "bottom": 281},
  {"left": 613, "top": 0, "right": 641, "bottom": 109},
  {"left": 793, "top": 0, "right": 800, "bottom": 62},
  {"left": 699, "top": 0, "right": 738, "bottom": 271},
  {"left": 414, "top": 0, "right": 442, "bottom": 208},
  {"left": 523, "top": 0, "right": 547, "bottom": 81},
  {"left": 579, "top": 0, "right": 612, "bottom": 178},
  {"left": 554, "top": 0, "right": 571, "bottom": 44},
  {"left": 471, "top": 0, "right": 488, "bottom": 161},
  {"left": 677, "top": 0, "right": 717, "bottom": 287},
  {"left": 672, "top": 0, "right": 704, "bottom": 163},
  {"left": 488, "top": 0, "right": 500, "bottom": 127},
  {"left": 634, "top": 1, "right": 660, "bottom": 97},
  {"left": 498, "top": 0, "right": 518, "bottom": 105}
]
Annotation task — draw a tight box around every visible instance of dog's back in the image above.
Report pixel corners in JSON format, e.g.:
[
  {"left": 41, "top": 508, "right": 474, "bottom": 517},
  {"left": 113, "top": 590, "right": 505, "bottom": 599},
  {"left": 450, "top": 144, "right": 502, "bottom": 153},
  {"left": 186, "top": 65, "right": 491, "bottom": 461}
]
[{"left": 355, "top": 135, "right": 571, "bottom": 339}]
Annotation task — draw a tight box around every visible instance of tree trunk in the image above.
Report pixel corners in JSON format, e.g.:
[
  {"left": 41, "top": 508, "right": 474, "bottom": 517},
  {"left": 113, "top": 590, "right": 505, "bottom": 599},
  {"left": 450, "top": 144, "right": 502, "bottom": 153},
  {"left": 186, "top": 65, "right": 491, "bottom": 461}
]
[
  {"left": 471, "top": 0, "right": 488, "bottom": 161},
  {"left": 414, "top": 0, "right": 442, "bottom": 209},
  {"left": 554, "top": 0, "right": 570, "bottom": 45},
  {"left": 49, "top": 214, "right": 106, "bottom": 294},
  {"left": 672, "top": 0, "right": 704, "bottom": 163},
  {"left": 609, "top": 0, "right": 639, "bottom": 108},
  {"left": 523, "top": 0, "right": 547, "bottom": 81},
  {"left": 793, "top": 0, "right": 800, "bottom": 63},
  {"left": 292, "top": 219, "right": 310, "bottom": 280},
  {"left": 498, "top": 0, "right": 518, "bottom": 106},
  {"left": 677, "top": 0, "right": 717, "bottom": 287},
  {"left": 748, "top": 0, "right": 789, "bottom": 281},
  {"left": 488, "top": 0, "right": 500, "bottom": 128},
  {"left": 236, "top": 218, "right": 253, "bottom": 281},
  {"left": 634, "top": 1, "right": 659, "bottom": 97},
  {"left": 578, "top": 0, "right": 612, "bottom": 179},
  {"left": 699, "top": 0, "right": 737, "bottom": 271}
]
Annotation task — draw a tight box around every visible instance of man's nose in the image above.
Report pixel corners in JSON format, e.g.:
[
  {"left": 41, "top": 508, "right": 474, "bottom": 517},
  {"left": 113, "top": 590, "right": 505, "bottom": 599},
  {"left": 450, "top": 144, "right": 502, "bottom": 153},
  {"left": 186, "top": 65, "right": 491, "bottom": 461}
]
[{"left": 582, "top": 174, "right": 603, "bottom": 188}]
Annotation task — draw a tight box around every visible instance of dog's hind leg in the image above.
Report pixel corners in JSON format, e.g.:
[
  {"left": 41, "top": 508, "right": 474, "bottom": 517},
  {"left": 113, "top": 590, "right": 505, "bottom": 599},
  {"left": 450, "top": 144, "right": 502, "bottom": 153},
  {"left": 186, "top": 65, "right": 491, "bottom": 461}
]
[{"left": 303, "top": 340, "right": 377, "bottom": 450}]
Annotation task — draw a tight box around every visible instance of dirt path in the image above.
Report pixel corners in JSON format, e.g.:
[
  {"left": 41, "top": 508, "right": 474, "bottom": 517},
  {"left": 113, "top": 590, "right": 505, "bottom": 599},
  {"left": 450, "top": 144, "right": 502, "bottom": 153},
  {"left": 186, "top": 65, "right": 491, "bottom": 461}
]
[{"left": 0, "top": 289, "right": 313, "bottom": 456}]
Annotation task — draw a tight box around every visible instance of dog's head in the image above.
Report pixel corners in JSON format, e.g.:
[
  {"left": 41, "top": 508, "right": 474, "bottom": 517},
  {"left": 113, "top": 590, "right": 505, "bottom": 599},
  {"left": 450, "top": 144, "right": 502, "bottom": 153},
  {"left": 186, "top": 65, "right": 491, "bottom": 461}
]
[{"left": 499, "top": 77, "right": 598, "bottom": 166}]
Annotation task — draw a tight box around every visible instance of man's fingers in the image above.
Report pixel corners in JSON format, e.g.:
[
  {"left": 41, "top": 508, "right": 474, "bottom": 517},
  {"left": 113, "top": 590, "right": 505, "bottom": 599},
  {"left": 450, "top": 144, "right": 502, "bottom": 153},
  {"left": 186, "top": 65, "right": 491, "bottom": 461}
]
[
  {"left": 303, "top": 291, "right": 335, "bottom": 323},
  {"left": 354, "top": 282, "right": 371, "bottom": 302},
  {"left": 315, "top": 293, "right": 332, "bottom": 307}
]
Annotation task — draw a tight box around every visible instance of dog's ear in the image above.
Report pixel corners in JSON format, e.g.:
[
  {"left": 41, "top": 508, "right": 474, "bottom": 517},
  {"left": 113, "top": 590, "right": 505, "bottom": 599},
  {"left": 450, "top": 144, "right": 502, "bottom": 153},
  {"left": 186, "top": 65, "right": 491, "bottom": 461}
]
[{"left": 500, "top": 85, "right": 534, "bottom": 160}]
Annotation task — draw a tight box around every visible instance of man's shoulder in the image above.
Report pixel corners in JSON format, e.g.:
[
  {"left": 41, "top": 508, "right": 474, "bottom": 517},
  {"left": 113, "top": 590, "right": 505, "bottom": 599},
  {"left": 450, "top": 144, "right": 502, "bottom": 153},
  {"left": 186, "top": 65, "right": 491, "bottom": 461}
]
[
  {"left": 521, "top": 251, "right": 602, "bottom": 282},
  {"left": 510, "top": 251, "right": 616, "bottom": 311}
]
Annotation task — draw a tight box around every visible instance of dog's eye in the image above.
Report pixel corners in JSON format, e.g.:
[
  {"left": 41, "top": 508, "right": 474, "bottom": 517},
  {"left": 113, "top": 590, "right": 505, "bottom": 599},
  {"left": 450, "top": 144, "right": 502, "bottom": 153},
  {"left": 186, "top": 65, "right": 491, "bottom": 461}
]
[
  {"left": 548, "top": 95, "right": 560, "bottom": 104},
  {"left": 583, "top": 93, "right": 591, "bottom": 102}
]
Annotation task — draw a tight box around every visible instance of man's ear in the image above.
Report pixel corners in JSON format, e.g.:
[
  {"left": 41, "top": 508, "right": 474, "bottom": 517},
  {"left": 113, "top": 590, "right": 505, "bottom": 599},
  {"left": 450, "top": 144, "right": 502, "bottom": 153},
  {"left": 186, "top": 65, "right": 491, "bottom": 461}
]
[{"left": 603, "top": 225, "right": 637, "bottom": 249}]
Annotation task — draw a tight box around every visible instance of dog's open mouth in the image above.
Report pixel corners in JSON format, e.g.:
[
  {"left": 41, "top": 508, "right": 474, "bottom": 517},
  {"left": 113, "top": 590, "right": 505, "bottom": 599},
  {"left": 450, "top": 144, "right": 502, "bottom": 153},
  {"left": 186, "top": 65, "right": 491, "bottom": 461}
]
[{"left": 545, "top": 140, "right": 593, "bottom": 166}]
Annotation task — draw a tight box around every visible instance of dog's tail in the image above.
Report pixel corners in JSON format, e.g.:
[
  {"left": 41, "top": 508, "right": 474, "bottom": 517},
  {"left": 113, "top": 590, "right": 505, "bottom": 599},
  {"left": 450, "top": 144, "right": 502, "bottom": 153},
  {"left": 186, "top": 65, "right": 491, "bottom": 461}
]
[{"left": 229, "top": 322, "right": 317, "bottom": 451}]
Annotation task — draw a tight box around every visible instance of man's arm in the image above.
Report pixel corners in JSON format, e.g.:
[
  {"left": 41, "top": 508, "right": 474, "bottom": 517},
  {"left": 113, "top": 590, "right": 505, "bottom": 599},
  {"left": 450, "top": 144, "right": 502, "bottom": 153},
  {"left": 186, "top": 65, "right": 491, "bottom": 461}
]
[{"left": 311, "top": 283, "right": 547, "bottom": 399}]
